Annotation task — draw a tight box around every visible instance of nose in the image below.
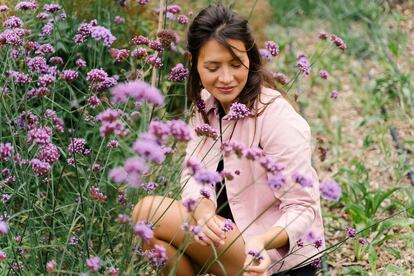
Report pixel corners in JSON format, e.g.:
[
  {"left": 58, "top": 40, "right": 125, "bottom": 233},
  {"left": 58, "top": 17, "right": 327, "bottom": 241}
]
[{"left": 218, "top": 67, "right": 234, "bottom": 84}]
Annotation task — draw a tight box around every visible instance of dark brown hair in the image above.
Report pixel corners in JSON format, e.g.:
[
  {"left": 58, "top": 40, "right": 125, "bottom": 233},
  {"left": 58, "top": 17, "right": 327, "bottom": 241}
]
[{"left": 186, "top": 4, "right": 279, "bottom": 122}]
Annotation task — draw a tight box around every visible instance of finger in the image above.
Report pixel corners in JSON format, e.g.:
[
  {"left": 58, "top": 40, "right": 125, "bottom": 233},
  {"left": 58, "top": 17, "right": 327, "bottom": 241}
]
[
  {"left": 207, "top": 217, "right": 226, "bottom": 239},
  {"left": 194, "top": 234, "right": 208, "bottom": 246},
  {"left": 244, "top": 259, "right": 270, "bottom": 273},
  {"left": 203, "top": 225, "right": 224, "bottom": 245}
]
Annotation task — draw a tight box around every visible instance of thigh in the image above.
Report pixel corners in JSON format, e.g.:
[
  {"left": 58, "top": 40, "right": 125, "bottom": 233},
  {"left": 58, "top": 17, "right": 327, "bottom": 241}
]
[{"left": 132, "top": 196, "right": 247, "bottom": 276}]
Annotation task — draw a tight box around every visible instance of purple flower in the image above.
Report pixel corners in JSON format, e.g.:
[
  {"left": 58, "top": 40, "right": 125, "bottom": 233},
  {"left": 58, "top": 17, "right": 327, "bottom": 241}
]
[
  {"left": 143, "top": 181, "right": 158, "bottom": 193},
  {"left": 46, "top": 260, "right": 56, "bottom": 273},
  {"left": 346, "top": 227, "right": 357, "bottom": 238},
  {"left": 194, "top": 169, "right": 222, "bottom": 186},
  {"left": 243, "top": 147, "right": 264, "bottom": 161},
  {"left": 149, "top": 120, "right": 170, "bottom": 142},
  {"left": 124, "top": 157, "right": 148, "bottom": 174},
  {"left": 330, "top": 34, "right": 346, "bottom": 50},
  {"left": 259, "top": 156, "right": 284, "bottom": 174},
  {"left": 196, "top": 99, "right": 206, "bottom": 113},
  {"left": 107, "top": 140, "right": 120, "bottom": 148},
  {"left": 109, "top": 167, "right": 127, "bottom": 183},
  {"left": 130, "top": 35, "right": 149, "bottom": 46},
  {"left": 111, "top": 81, "right": 164, "bottom": 106},
  {"left": 49, "top": 56, "right": 63, "bottom": 64},
  {"left": 194, "top": 124, "right": 218, "bottom": 140},
  {"left": 31, "top": 158, "right": 51, "bottom": 176},
  {"left": 221, "top": 141, "right": 244, "bottom": 158},
  {"left": 27, "top": 127, "right": 52, "bottom": 145},
  {"left": 86, "top": 256, "right": 101, "bottom": 272},
  {"left": 35, "top": 43, "right": 55, "bottom": 55},
  {"left": 87, "top": 68, "right": 108, "bottom": 82},
  {"left": 87, "top": 95, "right": 101, "bottom": 108},
  {"left": 359, "top": 237, "right": 368, "bottom": 245},
  {"left": 0, "top": 250, "right": 6, "bottom": 261},
  {"left": 185, "top": 159, "right": 201, "bottom": 175},
  {"left": 320, "top": 179, "right": 341, "bottom": 201},
  {"left": 114, "top": 16, "right": 125, "bottom": 25},
  {"left": 3, "top": 16, "right": 23, "bottom": 29},
  {"left": 247, "top": 250, "right": 264, "bottom": 261},
  {"left": 311, "top": 257, "right": 321, "bottom": 268},
  {"left": 132, "top": 135, "right": 166, "bottom": 164},
  {"left": 265, "top": 40, "right": 280, "bottom": 57},
  {"left": 61, "top": 70, "right": 79, "bottom": 81},
  {"left": 43, "top": 4, "right": 61, "bottom": 13},
  {"left": 8, "top": 71, "right": 31, "bottom": 85},
  {"left": 268, "top": 173, "right": 286, "bottom": 190},
  {"left": 178, "top": 15, "right": 189, "bottom": 24},
  {"left": 199, "top": 188, "right": 211, "bottom": 199},
  {"left": 296, "top": 239, "right": 304, "bottom": 248},
  {"left": 167, "top": 120, "right": 191, "bottom": 142},
  {"left": 146, "top": 244, "right": 168, "bottom": 268},
  {"left": 0, "top": 5, "right": 9, "bottom": 12},
  {"left": 182, "top": 198, "right": 197, "bottom": 212},
  {"left": 37, "top": 143, "right": 60, "bottom": 164},
  {"left": 146, "top": 54, "right": 163, "bottom": 68},
  {"left": 297, "top": 53, "right": 311, "bottom": 76},
  {"left": 259, "top": 48, "right": 272, "bottom": 61},
  {"left": 223, "top": 102, "right": 251, "bottom": 120},
  {"left": 272, "top": 72, "right": 288, "bottom": 85},
  {"left": 75, "top": 58, "right": 87, "bottom": 68},
  {"left": 131, "top": 47, "right": 148, "bottom": 59},
  {"left": 134, "top": 221, "right": 154, "bottom": 241},
  {"left": 136, "top": 0, "right": 150, "bottom": 5},
  {"left": 319, "top": 70, "right": 329, "bottom": 79},
  {"left": 41, "top": 21, "right": 54, "bottom": 37},
  {"left": 0, "top": 143, "right": 13, "bottom": 161},
  {"left": 221, "top": 219, "right": 234, "bottom": 232},
  {"left": 109, "top": 48, "right": 129, "bottom": 62},
  {"left": 15, "top": 1, "right": 38, "bottom": 10},
  {"left": 38, "top": 74, "right": 55, "bottom": 87},
  {"left": 318, "top": 32, "right": 329, "bottom": 40},
  {"left": 90, "top": 26, "right": 116, "bottom": 46},
  {"left": 330, "top": 90, "right": 339, "bottom": 99},
  {"left": 168, "top": 63, "right": 189, "bottom": 81},
  {"left": 68, "top": 138, "right": 88, "bottom": 154},
  {"left": 292, "top": 172, "right": 313, "bottom": 188},
  {"left": 0, "top": 220, "right": 9, "bottom": 235}
]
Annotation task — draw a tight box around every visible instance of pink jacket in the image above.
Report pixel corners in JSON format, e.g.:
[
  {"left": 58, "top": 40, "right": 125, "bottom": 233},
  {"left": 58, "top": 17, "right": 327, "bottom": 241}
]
[{"left": 181, "top": 87, "right": 325, "bottom": 274}]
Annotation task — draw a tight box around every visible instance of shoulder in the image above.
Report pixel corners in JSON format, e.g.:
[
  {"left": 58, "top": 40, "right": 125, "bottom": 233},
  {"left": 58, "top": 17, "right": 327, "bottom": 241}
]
[{"left": 258, "top": 87, "right": 311, "bottom": 140}]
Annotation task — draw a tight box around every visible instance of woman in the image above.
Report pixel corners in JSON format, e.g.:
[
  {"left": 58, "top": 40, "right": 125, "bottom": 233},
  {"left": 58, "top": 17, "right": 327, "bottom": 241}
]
[{"left": 132, "top": 4, "right": 324, "bottom": 275}]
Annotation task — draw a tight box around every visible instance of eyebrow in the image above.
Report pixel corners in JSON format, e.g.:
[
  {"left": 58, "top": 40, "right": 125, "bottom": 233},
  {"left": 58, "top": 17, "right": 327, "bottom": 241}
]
[{"left": 203, "top": 56, "right": 245, "bottom": 65}]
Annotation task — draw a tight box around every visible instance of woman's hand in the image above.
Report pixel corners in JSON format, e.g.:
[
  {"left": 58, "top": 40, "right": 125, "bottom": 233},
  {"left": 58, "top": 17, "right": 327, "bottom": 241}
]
[
  {"left": 243, "top": 235, "right": 271, "bottom": 276},
  {"left": 194, "top": 213, "right": 227, "bottom": 247}
]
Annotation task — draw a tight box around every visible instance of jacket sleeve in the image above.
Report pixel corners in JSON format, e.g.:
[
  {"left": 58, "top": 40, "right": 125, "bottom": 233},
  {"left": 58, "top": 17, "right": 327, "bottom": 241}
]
[
  {"left": 180, "top": 110, "right": 217, "bottom": 208},
  {"left": 260, "top": 97, "right": 319, "bottom": 257}
]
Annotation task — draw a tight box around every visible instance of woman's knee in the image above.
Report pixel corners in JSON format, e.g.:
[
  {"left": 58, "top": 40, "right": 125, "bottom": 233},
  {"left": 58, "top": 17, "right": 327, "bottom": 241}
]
[{"left": 132, "top": 195, "right": 161, "bottom": 224}]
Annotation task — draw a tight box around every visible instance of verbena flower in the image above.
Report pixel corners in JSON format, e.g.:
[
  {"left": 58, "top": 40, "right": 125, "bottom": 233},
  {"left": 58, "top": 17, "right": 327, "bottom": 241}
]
[
  {"left": 320, "top": 179, "right": 341, "bottom": 201},
  {"left": 27, "top": 127, "right": 52, "bottom": 145},
  {"left": 196, "top": 99, "right": 206, "bottom": 113},
  {"left": 318, "top": 32, "right": 329, "bottom": 40},
  {"left": 136, "top": 0, "right": 150, "bottom": 5},
  {"left": 247, "top": 250, "right": 264, "bottom": 261},
  {"left": 319, "top": 70, "right": 329, "bottom": 79},
  {"left": 146, "top": 54, "right": 163, "bottom": 68},
  {"left": 166, "top": 5, "right": 181, "bottom": 14},
  {"left": 114, "top": 16, "right": 125, "bottom": 24},
  {"left": 0, "top": 220, "right": 9, "bottom": 235},
  {"left": 109, "top": 167, "right": 127, "bottom": 183},
  {"left": 35, "top": 43, "right": 55, "bottom": 55},
  {"left": 297, "top": 53, "right": 311, "bottom": 76},
  {"left": 49, "top": 56, "right": 63, "bottom": 64},
  {"left": 259, "top": 156, "right": 284, "bottom": 174},
  {"left": 259, "top": 48, "right": 272, "bottom": 62},
  {"left": 182, "top": 198, "right": 197, "bottom": 212},
  {"left": 15, "top": 1, "right": 38, "bottom": 10},
  {"left": 178, "top": 15, "right": 189, "bottom": 24},
  {"left": 143, "top": 181, "right": 158, "bottom": 193},
  {"left": 60, "top": 70, "right": 79, "bottom": 81},
  {"left": 109, "top": 48, "right": 129, "bottom": 62},
  {"left": 223, "top": 102, "right": 251, "bottom": 120},
  {"left": 265, "top": 40, "right": 280, "bottom": 57},
  {"left": 292, "top": 172, "right": 313, "bottom": 188},
  {"left": 130, "top": 35, "right": 149, "bottom": 46},
  {"left": 106, "top": 267, "right": 120, "bottom": 276},
  {"left": 68, "top": 138, "right": 89, "bottom": 155},
  {"left": 131, "top": 47, "right": 148, "bottom": 59},
  {"left": 268, "top": 173, "right": 286, "bottom": 190},
  {"left": 133, "top": 135, "right": 166, "bottom": 164},
  {"left": 194, "top": 169, "right": 222, "bottom": 186},
  {"left": 330, "top": 90, "right": 339, "bottom": 99},
  {"left": 43, "top": 4, "right": 61, "bottom": 13},
  {"left": 243, "top": 147, "right": 264, "bottom": 161},
  {"left": 134, "top": 221, "right": 154, "bottom": 242},
  {"left": 87, "top": 95, "right": 101, "bottom": 108},
  {"left": 89, "top": 186, "right": 107, "bottom": 202},
  {"left": 0, "top": 5, "right": 9, "bottom": 12},
  {"left": 221, "top": 219, "right": 234, "bottom": 232},
  {"left": 194, "top": 124, "right": 218, "bottom": 140},
  {"left": 200, "top": 188, "right": 211, "bottom": 199},
  {"left": 221, "top": 141, "right": 244, "bottom": 158},
  {"left": 3, "top": 16, "right": 23, "bottom": 29},
  {"left": 111, "top": 80, "right": 164, "bottom": 106},
  {"left": 346, "top": 227, "right": 357, "bottom": 238},
  {"left": 90, "top": 26, "right": 116, "bottom": 46},
  {"left": 146, "top": 244, "right": 168, "bottom": 268},
  {"left": 37, "top": 143, "right": 60, "bottom": 164},
  {"left": 330, "top": 34, "right": 346, "bottom": 50},
  {"left": 167, "top": 120, "right": 190, "bottom": 142},
  {"left": 8, "top": 71, "right": 31, "bottom": 85},
  {"left": 359, "top": 237, "right": 368, "bottom": 245},
  {"left": 272, "top": 72, "right": 288, "bottom": 85},
  {"left": 31, "top": 158, "right": 51, "bottom": 176},
  {"left": 124, "top": 157, "right": 148, "bottom": 174},
  {"left": 86, "top": 256, "right": 101, "bottom": 272},
  {"left": 168, "top": 63, "right": 189, "bottom": 82},
  {"left": 38, "top": 74, "right": 55, "bottom": 87},
  {"left": 311, "top": 257, "right": 321, "bottom": 268},
  {"left": 157, "top": 29, "right": 177, "bottom": 48},
  {"left": 46, "top": 260, "right": 56, "bottom": 273},
  {"left": 75, "top": 58, "right": 87, "bottom": 68},
  {"left": 0, "top": 250, "right": 6, "bottom": 261},
  {"left": 0, "top": 143, "right": 13, "bottom": 161}
]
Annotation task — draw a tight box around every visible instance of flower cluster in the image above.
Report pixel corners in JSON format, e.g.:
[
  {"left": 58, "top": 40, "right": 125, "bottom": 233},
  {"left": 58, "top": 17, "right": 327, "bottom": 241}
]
[
  {"left": 265, "top": 40, "right": 280, "bottom": 57},
  {"left": 86, "top": 256, "right": 102, "bottom": 272},
  {"left": 168, "top": 63, "right": 189, "bottom": 82},
  {"left": 109, "top": 48, "right": 130, "bottom": 62},
  {"left": 68, "top": 138, "right": 90, "bottom": 155},
  {"left": 223, "top": 102, "right": 251, "bottom": 120},
  {"left": 110, "top": 80, "right": 164, "bottom": 106},
  {"left": 134, "top": 221, "right": 154, "bottom": 241},
  {"left": 86, "top": 68, "right": 117, "bottom": 91},
  {"left": 221, "top": 219, "right": 234, "bottom": 232},
  {"left": 272, "top": 72, "right": 288, "bottom": 85},
  {"left": 195, "top": 124, "right": 219, "bottom": 140},
  {"left": 297, "top": 53, "right": 311, "bottom": 76},
  {"left": 319, "top": 179, "right": 341, "bottom": 201},
  {"left": 292, "top": 172, "right": 313, "bottom": 188},
  {"left": 0, "top": 143, "right": 13, "bottom": 161},
  {"left": 74, "top": 19, "right": 116, "bottom": 46},
  {"left": 96, "top": 109, "right": 128, "bottom": 138},
  {"left": 194, "top": 169, "right": 222, "bottom": 186},
  {"left": 146, "top": 244, "right": 168, "bottom": 268},
  {"left": 89, "top": 186, "right": 107, "bottom": 202}
]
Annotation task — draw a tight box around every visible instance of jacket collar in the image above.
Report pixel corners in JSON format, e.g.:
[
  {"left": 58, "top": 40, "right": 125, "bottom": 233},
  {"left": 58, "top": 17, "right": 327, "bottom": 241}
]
[{"left": 201, "top": 89, "right": 220, "bottom": 115}]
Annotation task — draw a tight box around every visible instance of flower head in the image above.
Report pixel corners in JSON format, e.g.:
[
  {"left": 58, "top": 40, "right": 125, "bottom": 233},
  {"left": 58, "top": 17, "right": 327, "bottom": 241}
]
[
  {"left": 346, "top": 227, "right": 357, "bottom": 238},
  {"left": 86, "top": 256, "right": 101, "bottom": 272},
  {"left": 320, "top": 179, "right": 341, "bottom": 201},
  {"left": 134, "top": 221, "right": 154, "bottom": 241},
  {"left": 297, "top": 53, "right": 310, "bottom": 76},
  {"left": 223, "top": 102, "right": 251, "bottom": 120},
  {"left": 265, "top": 40, "right": 280, "bottom": 57},
  {"left": 168, "top": 63, "right": 189, "bottom": 81}
]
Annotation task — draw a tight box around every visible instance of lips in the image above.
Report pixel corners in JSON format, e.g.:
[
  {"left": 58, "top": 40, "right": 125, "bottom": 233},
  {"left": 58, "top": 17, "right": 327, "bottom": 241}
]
[{"left": 217, "top": 86, "right": 235, "bottom": 93}]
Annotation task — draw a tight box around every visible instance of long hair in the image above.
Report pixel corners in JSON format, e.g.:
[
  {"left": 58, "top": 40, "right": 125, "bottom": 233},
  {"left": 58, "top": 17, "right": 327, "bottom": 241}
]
[{"left": 186, "top": 4, "right": 278, "bottom": 122}]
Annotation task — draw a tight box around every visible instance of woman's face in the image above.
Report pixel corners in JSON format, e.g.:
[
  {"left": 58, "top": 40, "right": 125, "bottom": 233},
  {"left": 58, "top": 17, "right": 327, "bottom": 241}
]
[{"left": 196, "top": 38, "right": 250, "bottom": 113}]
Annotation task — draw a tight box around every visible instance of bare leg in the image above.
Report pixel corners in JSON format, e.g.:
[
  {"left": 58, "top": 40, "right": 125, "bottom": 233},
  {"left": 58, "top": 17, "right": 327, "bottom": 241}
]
[{"left": 132, "top": 195, "right": 246, "bottom": 276}]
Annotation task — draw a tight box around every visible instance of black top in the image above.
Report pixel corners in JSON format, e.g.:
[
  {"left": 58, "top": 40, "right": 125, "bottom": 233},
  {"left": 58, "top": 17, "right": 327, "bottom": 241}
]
[{"left": 215, "top": 105, "right": 234, "bottom": 222}]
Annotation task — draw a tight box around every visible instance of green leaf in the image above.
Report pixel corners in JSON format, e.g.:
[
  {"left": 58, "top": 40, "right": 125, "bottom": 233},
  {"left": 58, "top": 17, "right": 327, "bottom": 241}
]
[{"left": 368, "top": 245, "right": 378, "bottom": 275}]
